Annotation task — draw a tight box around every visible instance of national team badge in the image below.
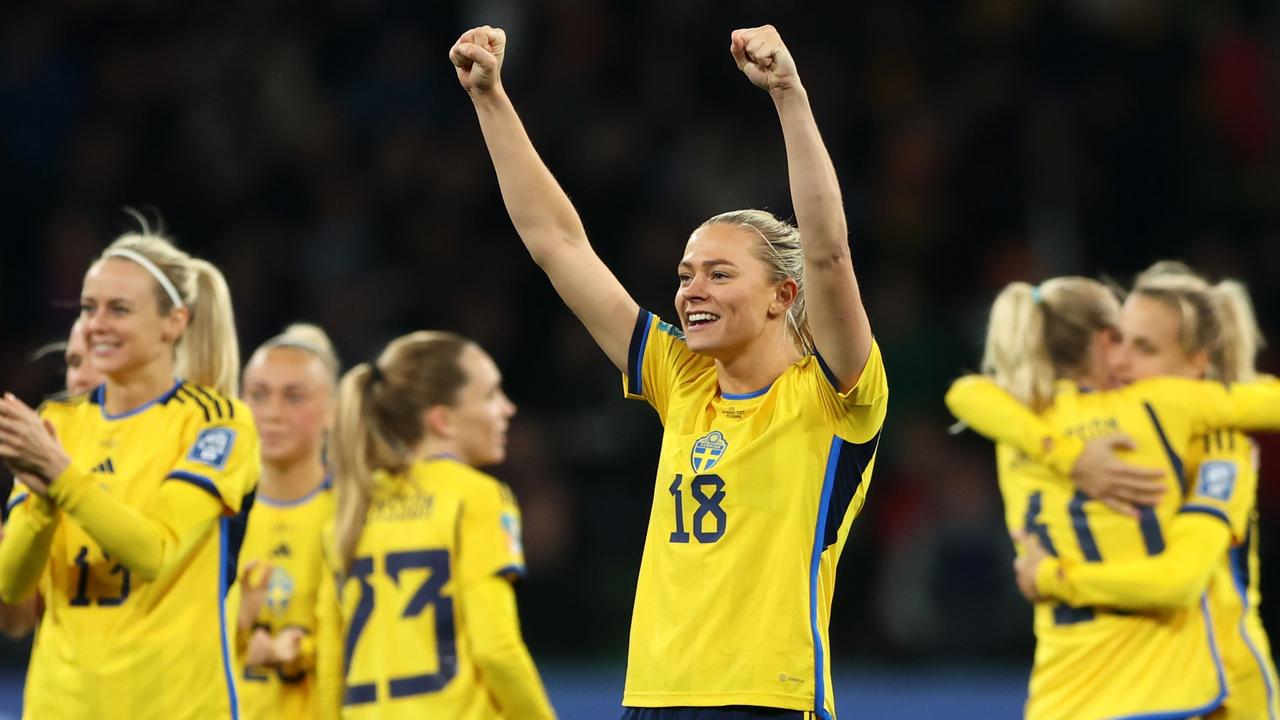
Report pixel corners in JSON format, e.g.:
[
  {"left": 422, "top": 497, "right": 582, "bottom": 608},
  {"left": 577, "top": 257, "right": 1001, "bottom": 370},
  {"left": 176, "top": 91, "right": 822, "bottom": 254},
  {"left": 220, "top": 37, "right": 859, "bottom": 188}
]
[
  {"left": 266, "top": 567, "right": 294, "bottom": 612},
  {"left": 691, "top": 431, "right": 728, "bottom": 472}
]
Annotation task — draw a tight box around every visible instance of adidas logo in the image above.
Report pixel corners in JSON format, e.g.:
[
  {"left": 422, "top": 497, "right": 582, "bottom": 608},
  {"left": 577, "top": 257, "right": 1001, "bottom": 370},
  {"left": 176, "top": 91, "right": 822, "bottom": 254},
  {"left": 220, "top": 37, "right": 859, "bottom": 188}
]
[
  {"left": 270, "top": 543, "right": 291, "bottom": 558},
  {"left": 91, "top": 458, "right": 116, "bottom": 474}
]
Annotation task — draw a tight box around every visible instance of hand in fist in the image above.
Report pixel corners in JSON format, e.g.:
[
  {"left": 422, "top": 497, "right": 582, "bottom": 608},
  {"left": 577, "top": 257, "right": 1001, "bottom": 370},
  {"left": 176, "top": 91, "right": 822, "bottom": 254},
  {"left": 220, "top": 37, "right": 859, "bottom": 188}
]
[
  {"left": 450, "top": 25, "right": 507, "bottom": 95},
  {"left": 730, "top": 25, "right": 800, "bottom": 94}
]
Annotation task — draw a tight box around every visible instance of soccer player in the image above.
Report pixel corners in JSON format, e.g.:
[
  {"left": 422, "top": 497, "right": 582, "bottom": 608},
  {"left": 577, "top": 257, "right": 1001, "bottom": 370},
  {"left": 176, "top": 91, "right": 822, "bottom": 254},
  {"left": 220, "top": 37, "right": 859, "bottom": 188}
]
[
  {"left": 0, "top": 219, "right": 259, "bottom": 720},
  {"left": 0, "top": 319, "right": 106, "bottom": 640},
  {"left": 960, "top": 263, "right": 1278, "bottom": 719},
  {"left": 314, "top": 331, "right": 555, "bottom": 719},
  {"left": 451, "top": 23, "right": 886, "bottom": 720},
  {"left": 237, "top": 323, "right": 339, "bottom": 720},
  {"left": 944, "top": 275, "right": 1280, "bottom": 719}
]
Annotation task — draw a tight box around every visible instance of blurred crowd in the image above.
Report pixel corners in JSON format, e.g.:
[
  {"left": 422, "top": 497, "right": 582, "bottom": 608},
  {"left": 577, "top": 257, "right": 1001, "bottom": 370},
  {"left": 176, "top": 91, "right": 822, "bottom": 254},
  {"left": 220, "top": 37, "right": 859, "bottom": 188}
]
[{"left": 2, "top": 0, "right": 1278, "bottom": 668}]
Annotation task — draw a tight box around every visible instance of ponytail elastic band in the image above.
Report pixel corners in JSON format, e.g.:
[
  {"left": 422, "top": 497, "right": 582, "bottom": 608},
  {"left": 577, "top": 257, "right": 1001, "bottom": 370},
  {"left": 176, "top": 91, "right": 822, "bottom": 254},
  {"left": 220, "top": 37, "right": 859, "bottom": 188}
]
[
  {"left": 1031, "top": 286, "right": 1044, "bottom": 305},
  {"left": 104, "top": 249, "right": 186, "bottom": 310},
  {"left": 368, "top": 363, "right": 385, "bottom": 383}
]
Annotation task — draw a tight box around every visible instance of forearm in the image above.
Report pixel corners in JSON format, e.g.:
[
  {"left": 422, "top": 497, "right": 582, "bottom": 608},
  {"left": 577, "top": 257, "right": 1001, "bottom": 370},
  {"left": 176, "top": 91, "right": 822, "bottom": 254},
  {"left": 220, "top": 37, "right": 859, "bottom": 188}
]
[
  {"left": 471, "top": 88, "right": 590, "bottom": 265},
  {"left": 0, "top": 497, "right": 57, "bottom": 603},
  {"left": 49, "top": 465, "right": 219, "bottom": 581},
  {"left": 1037, "top": 515, "right": 1227, "bottom": 609},
  {"left": 466, "top": 576, "right": 556, "bottom": 719},
  {"left": 773, "top": 86, "right": 847, "bottom": 254}
]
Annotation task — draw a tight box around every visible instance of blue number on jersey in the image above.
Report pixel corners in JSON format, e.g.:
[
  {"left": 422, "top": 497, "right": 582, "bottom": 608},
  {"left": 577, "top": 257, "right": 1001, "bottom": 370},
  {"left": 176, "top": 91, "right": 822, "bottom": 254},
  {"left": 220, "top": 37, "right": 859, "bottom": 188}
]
[{"left": 343, "top": 549, "right": 457, "bottom": 705}]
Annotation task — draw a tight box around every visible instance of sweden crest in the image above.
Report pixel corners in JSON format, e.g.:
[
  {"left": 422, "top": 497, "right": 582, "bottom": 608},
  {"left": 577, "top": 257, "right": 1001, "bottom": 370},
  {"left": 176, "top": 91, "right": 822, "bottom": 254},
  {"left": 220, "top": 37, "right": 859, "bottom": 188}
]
[{"left": 691, "top": 431, "right": 728, "bottom": 473}]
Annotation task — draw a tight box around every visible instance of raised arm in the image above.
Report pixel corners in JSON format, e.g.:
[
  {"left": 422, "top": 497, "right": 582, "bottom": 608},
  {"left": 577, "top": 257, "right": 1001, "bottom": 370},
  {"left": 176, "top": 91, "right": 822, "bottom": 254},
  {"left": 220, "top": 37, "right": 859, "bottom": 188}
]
[
  {"left": 731, "top": 26, "right": 869, "bottom": 388},
  {"left": 450, "top": 26, "right": 638, "bottom": 370}
]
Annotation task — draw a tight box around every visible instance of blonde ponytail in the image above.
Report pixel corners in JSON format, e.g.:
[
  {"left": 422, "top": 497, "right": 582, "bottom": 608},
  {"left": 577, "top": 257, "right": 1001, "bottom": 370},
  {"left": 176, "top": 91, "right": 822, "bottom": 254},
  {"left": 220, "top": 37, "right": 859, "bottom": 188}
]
[
  {"left": 179, "top": 259, "right": 240, "bottom": 396},
  {"left": 981, "top": 282, "right": 1055, "bottom": 411},
  {"left": 331, "top": 331, "right": 471, "bottom": 574},
  {"left": 97, "top": 211, "right": 240, "bottom": 395},
  {"left": 980, "top": 277, "right": 1119, "bottom": 411},
  {"left": 1210, "top": 280, "right": 1264, "bottom": 382}
]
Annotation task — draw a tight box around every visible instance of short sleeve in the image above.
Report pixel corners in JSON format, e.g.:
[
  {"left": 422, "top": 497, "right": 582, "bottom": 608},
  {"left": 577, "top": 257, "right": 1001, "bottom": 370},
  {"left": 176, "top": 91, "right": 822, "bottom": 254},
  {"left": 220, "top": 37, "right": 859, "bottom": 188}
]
[
  {"left": 1180, "top": 430, "right": 1258, "bottom": 543},
  {"left": 807, "top": 340, "right": 889, "bottom": 443},
  {"left": 622, "top": 310, "right": 712, "bottom": 419},
  {"left": 458, "top": 479, "right": 527, "bottom": 587},
  {"left": 166, "top": 399, "right": 260, "bottom": 515}
]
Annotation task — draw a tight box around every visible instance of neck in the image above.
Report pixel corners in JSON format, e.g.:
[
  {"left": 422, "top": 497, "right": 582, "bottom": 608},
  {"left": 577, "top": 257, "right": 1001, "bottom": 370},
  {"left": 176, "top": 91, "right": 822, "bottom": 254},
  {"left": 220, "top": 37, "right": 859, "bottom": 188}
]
[
  {"left": 413, "top": 436, "right": 463, "bottom": 465},
  {"left": 715, "top": 334, "right": 804, "bottom": 396},
  {"left": 104, "top": 360, "right": 177, "bottom": 415},
  {"left": 261, "top": 455, "right": 327, "bottom": 503}
]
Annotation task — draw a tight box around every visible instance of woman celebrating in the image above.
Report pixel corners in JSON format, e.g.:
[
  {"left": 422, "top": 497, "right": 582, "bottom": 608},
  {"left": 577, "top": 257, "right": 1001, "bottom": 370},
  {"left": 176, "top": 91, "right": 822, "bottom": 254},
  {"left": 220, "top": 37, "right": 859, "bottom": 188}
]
[
  {"left": 315, "top": 331, "right": 555, "bottom": 719},
  {"left": 238, "top": 323, "right": 340, "bottom": 720},
  {"left": 451, "top": 23, "right": 887, "bottom": 720},
  {"left": 0, "top": 220, "right": 259, "bottom": 720}
]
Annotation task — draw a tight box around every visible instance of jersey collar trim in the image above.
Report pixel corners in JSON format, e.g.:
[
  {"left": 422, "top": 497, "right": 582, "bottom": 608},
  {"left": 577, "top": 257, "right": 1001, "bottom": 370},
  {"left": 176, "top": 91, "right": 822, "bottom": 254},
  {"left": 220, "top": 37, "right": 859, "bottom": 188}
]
[{"left": 97, "top": 379, "right": 184, "bottom": 421}]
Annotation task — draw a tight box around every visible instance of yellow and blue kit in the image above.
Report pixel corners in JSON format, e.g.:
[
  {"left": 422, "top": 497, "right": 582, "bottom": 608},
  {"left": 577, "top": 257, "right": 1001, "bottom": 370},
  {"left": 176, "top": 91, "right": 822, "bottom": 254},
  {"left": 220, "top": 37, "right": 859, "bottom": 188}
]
[
  {"left": 947, "top": 375, "right": 1280, "bottom": 719},
  {"left": 620, "top": 311, "right": 889, "bottom": 719},
  {"left": 315, "top": 457, "right": 554, "bottom": 720},
  {"left": 237, "top": 478, "right": 333, "bottom": 720},
  {"left": 0, "top": 381, "right": 259, "bottom": 720}
]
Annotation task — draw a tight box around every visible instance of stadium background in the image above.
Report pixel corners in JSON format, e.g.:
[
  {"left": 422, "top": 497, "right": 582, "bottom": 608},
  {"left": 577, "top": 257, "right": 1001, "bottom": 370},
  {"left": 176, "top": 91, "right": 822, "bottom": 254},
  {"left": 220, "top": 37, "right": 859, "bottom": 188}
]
[{"left": 0, "top": 1, "right": 1277, "bottom": 717}]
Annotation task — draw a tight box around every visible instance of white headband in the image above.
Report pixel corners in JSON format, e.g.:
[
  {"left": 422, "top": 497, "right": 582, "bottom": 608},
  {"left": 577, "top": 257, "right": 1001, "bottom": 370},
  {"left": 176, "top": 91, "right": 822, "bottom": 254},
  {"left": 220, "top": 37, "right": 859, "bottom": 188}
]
[{"left": 104, "top": 248, "right": 186, "bottom": 310}]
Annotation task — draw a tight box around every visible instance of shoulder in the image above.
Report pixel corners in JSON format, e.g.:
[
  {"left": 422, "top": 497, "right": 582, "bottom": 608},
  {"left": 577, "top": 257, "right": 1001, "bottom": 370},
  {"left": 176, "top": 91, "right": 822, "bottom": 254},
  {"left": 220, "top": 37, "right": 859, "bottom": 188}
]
[
  {"left": 169, "top": 382, "right": 250, "bottom": 426},
  {"left": 38, "top": 389, "right": 96, "bottom": 424}
]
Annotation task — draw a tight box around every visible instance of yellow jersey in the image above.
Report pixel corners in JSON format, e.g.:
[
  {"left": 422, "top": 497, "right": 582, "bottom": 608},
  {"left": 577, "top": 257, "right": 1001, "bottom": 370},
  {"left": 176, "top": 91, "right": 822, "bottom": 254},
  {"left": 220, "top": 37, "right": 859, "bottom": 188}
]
[
  {"left": 947, "top": 376, "right": 1280, "bottom": 719},
  {"left": 8, "top": 381, "right": 259, "bottom": 720},
  {"left": 238, "top": 479, "right": 333, "bottom": 720},
  {"left": 316, "top": 457, "right": 540, "bottom": 719},
  {"left": 621, "top": 311, "right": 889, "bottom": 718}
]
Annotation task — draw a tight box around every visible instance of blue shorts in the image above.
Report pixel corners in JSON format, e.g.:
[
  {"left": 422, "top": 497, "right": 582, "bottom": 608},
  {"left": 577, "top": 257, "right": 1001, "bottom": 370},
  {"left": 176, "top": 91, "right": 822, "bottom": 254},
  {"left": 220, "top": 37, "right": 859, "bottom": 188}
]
[{"left": 621, "top": 707, "right": 811, "bottom": 720}]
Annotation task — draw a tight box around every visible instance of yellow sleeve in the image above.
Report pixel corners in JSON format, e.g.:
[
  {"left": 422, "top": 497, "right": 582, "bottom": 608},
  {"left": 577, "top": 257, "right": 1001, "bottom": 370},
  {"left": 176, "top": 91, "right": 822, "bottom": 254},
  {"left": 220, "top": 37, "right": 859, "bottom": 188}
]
[
  {"left": 314, "top": 542, "right": 343, "bottom": 720},
  {"left": 464, "top": 575, "right": 556, "bottom": 719},
  {"left": 1036, "top": 512, "right": 1230, "bottom": 609},
  {"left": 47, "top": 412, "right": 258, "bottom": 581},
  {"left": 0, "top": 490, "right": 58, "bottom": 604},
  {"left": 944, "top": 375, "right": 1083, "bottom": 476},
  {"left": 622, "top": 310, "right": 711, "bottom": 420},
  {"left": 1183, "top": 430, "right": 1258, "bottom": 542},
  {"left": 1144, "top": 376, "right": 1280, "bottom": 435},
  {"left": 459, "top": 480, "right": 526, "bottom": 586},
  {"left": 807, "top": 341, "right": 889, "bottom": 444}
]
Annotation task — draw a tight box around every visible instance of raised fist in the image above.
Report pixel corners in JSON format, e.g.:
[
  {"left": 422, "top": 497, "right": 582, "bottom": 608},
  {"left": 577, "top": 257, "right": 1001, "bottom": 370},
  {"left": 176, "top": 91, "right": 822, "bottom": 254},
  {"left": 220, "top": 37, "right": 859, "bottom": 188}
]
[
  {"left": 730, "top": 25, "right": 799, "bottom": 93},
  {"left": 450, "top": 25, "right": 507, "bottom": 95}
]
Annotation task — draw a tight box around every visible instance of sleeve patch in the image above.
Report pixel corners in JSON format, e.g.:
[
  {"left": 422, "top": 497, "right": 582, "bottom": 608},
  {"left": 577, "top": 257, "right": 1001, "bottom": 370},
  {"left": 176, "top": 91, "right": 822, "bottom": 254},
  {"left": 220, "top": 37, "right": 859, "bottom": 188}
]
[
  {"left": 657, "top": 319, "right": 685, "bottom": 340},
  {"left": 1196, "top": 460, "right": 1237, "bottom": 502},
  {"left": 187, "top": 427, "right": 237, "bottom": 470},
  {"left": 500, "top": 512, "right": 524, "bottom": 558}
]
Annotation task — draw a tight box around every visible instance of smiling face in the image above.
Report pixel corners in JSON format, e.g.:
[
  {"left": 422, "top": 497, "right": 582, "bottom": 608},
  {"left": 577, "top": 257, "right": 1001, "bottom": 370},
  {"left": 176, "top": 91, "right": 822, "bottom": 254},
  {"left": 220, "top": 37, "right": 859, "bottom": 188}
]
[
  {"left": 79, "top": 258, "right": 188, "bottom": 382},
  {"left": 1111, "top": 292, "right": 1207, "bottom": 384},
  {"left": 675, "top": 223, "right": 794, "bottom": 360},
  {"left": 442, "top": 345, "right": 516, "bottom": 467},
  {"left": 244, "top": 346, "right": 335, "bottom": 466}
]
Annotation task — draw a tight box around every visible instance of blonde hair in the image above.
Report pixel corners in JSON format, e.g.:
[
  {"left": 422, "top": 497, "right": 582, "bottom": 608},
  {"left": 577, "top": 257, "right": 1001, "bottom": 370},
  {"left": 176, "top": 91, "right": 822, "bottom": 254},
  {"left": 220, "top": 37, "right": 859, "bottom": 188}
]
[
  {"left": 254, "top": 323, "right": 341, "bottom": 388},
  {"left": 331, "top": 331, "right": 471, "bottom": 573},
  {"left": 1132, "top": 261, "right": 1264, "bottom": 382},
  {"left": 699, "top": 209, "right": 815, "bottom": 354},
  {"left": 95, "top": 211, "right": 240, "bottom": 395},
  {"left": 980, "top": 277, "right": 1120, "bottom": 411}
]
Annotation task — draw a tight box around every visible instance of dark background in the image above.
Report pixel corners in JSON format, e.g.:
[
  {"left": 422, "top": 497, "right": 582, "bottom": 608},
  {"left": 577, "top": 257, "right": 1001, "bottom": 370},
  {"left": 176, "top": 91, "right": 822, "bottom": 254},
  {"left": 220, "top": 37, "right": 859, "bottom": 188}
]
[{"left": 2, "top": 0, "right": 1278, "bottom": 674}]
